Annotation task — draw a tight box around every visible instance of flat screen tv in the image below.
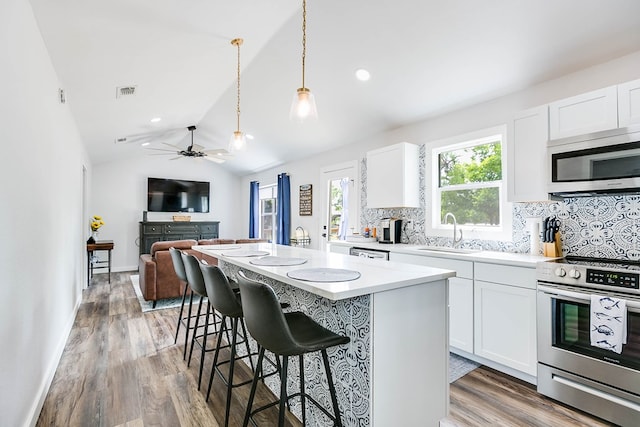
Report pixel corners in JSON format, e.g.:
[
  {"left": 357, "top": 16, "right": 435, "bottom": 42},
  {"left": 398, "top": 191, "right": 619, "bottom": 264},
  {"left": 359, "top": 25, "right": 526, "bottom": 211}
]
[{"left": 147, "top": 177, "right": 210, "bottom": 213}]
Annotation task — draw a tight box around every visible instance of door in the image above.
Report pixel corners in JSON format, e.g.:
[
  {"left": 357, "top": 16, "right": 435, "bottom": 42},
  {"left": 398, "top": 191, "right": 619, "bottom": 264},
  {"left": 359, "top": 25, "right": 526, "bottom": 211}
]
[{"left": 319, "top": 161, "right": 359, "bottom": 251}]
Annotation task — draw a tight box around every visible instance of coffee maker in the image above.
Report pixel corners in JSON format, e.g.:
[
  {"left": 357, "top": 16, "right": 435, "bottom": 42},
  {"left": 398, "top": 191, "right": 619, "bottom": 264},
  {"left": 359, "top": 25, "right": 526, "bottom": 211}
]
[{"left": 379, "top": 218, "right": 402, "bottom": 244}]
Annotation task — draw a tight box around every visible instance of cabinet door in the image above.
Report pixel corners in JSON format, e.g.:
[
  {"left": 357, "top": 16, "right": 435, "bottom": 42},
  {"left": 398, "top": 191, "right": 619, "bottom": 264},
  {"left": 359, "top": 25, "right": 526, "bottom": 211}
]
[
  {"left": 366, "top": 142, "right": 419, "bottom": 208},
  {"left": 449, "top": 277, "right": 473, "bottom": 353},
  {"left": 618, "top": 78, "right": 640, "bottom": 127},
  {"left": 474, "top": 280, "right": 537, "bottom": 375},
  {"left": 549, "top": 86, "right": 618, "bottom": 140},
  {"left": 507, "top": 106, "right": 549, "bottom": 202},
  {"left": 328, "top": 244, "right": 351, "bottom": 255}
]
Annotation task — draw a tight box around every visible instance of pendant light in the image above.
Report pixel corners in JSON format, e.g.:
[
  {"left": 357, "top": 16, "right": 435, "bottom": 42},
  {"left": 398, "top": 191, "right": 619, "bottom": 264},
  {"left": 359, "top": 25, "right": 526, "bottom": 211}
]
[
  {"left": 230, "top": 38, "right": 247, "bottom": 151},
  {"left": 290, "top": 0, "right": 317, "bottom": 121}
]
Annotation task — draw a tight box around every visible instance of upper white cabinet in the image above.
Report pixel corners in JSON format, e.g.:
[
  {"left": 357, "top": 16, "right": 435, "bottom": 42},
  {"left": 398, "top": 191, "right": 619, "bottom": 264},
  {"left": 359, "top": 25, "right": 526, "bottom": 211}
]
[
  {"left": 366, "top": 142, "right": 419, "bottom": 208},
  {"left": 618, "top": 78, "right": 640, "bottom": 128},
  {"left": 549, "top": 86, "right": 618, "bottom": 140},
  {"left": 507, "top": 105, "right": 549, "bottom": 202}
]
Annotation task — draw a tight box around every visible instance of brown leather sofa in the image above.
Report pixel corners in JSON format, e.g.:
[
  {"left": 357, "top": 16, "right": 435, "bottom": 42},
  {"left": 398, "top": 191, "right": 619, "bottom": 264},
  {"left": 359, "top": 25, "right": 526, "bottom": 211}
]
[{"left": 137, "top": 238, "right": 262, "bottom": 306}]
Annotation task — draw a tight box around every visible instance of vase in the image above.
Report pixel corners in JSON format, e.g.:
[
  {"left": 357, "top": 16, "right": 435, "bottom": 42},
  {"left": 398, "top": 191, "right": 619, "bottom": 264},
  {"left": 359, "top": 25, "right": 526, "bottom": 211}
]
[{"left": 87, "top": 230, "right": 98, "bottom": 244}]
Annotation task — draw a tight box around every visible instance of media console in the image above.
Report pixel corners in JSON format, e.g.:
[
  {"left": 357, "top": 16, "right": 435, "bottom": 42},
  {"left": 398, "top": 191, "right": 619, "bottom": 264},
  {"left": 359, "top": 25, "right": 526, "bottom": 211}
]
[{"left": 138, "top": 220, "right": 219, "bottom": 254}]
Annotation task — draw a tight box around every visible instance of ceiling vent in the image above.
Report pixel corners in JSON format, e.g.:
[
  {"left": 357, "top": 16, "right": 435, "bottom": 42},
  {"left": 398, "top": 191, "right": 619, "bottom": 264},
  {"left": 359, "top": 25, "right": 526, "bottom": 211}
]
[
  {"left": 114, "top": 136, "right": 128, "bottom": 144},
  {"left": 116, "top": 85, "right": 137, "bottom": 98}
]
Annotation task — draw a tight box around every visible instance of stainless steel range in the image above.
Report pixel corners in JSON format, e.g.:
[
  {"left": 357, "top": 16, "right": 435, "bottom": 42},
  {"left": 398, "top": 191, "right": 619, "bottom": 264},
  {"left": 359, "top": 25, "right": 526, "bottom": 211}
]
[{"left": 537, "top": 256, "right": 640, "bottom": 427}]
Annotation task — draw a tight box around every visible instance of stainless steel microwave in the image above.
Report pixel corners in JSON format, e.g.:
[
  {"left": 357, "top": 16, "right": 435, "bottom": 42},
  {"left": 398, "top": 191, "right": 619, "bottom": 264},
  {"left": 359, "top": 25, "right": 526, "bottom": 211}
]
[{"left": 548, "top": 130, "right": 640, "bottom": 198}]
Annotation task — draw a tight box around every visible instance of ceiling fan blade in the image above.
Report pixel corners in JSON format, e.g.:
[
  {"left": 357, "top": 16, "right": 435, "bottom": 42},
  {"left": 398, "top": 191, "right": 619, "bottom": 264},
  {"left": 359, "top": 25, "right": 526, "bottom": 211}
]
[
  {"left": 162, "top": 142, "right": 184, "bottom": 150},
  {"left": 116, "top": 128, "right": 187, "bottom": 145},
  {"left": 169, "top": 156, "right": 184, "bottom": 161},
  {"left": 192, "top": 144, "right": 205, "bottom": 151},
  {"left": 204, "top": 155, "right": 226, "bottom": 164},
  {"left": 204, "top": 148, "right": 231, "bottom": 155},
  {"left": 148, "top": 153, "right": 177, "bottom": 156},
  {"left": 145, "top": 147, "right": 179, "bottom": 152}
]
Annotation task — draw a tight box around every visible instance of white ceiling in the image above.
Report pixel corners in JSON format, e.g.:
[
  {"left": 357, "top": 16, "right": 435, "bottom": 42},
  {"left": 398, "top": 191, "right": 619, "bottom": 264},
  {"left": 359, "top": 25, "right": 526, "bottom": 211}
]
[{"left": 29, "top": 0, "right": 640, "bottom": 175}]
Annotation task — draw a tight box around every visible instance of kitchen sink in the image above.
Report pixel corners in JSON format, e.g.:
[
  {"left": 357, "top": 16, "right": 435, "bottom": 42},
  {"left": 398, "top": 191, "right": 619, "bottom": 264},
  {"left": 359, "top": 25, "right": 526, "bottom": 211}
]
[{"left": 414, "top": 246, "right": 480, "bottom": 254}]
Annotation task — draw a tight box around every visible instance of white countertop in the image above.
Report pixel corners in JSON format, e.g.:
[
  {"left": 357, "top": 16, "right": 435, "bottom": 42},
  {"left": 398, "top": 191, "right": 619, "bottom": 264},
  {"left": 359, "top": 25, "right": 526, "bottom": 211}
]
[
  {"left": 330, "top": 240, "right": 554, "bottom": 268},
  {"left": 193, "top": 243, "right": 455, "bottom": 301}
]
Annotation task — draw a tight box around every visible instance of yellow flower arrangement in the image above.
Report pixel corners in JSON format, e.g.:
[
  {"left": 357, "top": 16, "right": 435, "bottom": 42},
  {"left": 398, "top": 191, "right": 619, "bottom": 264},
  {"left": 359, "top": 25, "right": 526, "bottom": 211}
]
[{"left": 90, "top": 215, "right": 105, "bottom": 232}]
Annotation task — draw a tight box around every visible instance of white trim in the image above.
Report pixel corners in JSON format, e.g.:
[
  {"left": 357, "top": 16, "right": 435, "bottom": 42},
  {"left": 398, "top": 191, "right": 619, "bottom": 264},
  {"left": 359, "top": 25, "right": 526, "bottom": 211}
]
[
  {"left": 426, "top": 125, "right": 512, "bottom": 242},
  {"left": 319, "top": 160, "right": 360, "bottom": 251},
  {"left": 27, "top": 295, "right": 82, "bottom": 427}
]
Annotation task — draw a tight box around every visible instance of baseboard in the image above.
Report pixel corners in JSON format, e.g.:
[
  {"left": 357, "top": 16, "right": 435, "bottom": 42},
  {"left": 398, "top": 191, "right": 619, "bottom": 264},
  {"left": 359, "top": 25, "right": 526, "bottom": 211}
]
[{"left": 26, "top": 293, "right": 82, "bottom": 427}]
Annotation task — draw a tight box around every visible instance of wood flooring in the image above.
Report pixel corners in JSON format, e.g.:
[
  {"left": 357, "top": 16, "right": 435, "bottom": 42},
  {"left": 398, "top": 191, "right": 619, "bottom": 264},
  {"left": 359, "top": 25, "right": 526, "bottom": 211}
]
[{"left": 37, "top": 271, "right": 616, "bottom": 427}]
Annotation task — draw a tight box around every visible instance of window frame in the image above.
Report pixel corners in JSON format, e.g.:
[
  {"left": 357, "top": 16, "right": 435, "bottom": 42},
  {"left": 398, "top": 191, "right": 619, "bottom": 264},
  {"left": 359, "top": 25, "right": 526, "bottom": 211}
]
[{"left": 426, "top": 125, "right": 512, "bottom": 242}]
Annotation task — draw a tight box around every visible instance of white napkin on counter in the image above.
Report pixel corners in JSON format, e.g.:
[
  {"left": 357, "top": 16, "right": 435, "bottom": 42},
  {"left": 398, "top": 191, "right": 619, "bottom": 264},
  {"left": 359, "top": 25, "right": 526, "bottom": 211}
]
[{"left": 590, "top": 294, "right": 627, "bottom": 354}]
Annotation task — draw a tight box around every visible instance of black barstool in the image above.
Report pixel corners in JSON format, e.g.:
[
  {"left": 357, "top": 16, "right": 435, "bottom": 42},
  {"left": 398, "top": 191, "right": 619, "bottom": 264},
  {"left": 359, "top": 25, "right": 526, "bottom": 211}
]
[
  {"left": 236, "top": 271, "right": 350, "bottom": 427},
  {"left": 169, "top": 247, "right": 191, "bottom": 350},
  {"left": 181, "top": 252, "right": 222, "bottom": 389},
  {"left": 200, "top": 263, "right": 263, "bottom": 427}
]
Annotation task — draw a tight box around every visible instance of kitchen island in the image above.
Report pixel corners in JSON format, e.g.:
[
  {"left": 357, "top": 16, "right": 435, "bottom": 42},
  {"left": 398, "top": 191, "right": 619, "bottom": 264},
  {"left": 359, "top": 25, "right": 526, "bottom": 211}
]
[{"left": 193, "top": 243, "right": 455, "bottom": 427}]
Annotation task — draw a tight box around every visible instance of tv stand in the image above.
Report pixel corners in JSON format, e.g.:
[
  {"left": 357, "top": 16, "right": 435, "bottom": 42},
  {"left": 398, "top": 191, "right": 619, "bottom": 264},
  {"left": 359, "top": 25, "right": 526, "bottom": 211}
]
[{"left": 139, "top": 220, "right": 219, "bottom": 255}]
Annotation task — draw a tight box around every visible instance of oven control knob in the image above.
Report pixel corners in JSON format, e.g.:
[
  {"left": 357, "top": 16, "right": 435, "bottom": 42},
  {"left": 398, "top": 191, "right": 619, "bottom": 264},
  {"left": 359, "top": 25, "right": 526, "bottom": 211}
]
[
  {"left": 555, "top": 267, "right": 566, "bottom": 277},
  {"left": 568, "top": 269, "right": 581, "bottom": 279}
]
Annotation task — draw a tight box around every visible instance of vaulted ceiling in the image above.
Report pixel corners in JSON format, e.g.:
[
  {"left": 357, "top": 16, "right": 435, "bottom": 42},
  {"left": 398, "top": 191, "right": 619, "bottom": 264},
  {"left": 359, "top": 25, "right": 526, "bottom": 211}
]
[{"left": 29, "top": 0, "right": 640, "bottom": 175}]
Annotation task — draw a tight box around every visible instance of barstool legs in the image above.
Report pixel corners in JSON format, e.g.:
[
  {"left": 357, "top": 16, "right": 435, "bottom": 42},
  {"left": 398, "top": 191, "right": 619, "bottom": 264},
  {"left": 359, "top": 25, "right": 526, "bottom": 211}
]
[
  {"left": 174, "top": 281, "right": 189, "bottom": 344},
  {"left": 322, "top": 349, "right": 344, "bottom": 427},
  {"left": 243, "top": 346, "right": 266, "bottom": 427}
]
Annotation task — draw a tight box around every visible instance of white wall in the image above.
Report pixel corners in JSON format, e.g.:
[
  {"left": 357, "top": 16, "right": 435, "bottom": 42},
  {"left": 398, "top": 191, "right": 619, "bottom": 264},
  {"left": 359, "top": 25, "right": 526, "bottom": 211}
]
[
  {"left": 241, "top": 50, "right": 640, "bottom": 248},
  {"left": 0, "top": 1, "right": 90, "bottom": 425},
  {"left": 92, "top": 156, "right": 243, "bottom": 270}
]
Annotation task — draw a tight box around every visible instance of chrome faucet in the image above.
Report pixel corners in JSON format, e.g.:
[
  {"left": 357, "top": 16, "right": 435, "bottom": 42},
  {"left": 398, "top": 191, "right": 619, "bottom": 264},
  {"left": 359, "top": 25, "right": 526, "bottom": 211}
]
[{"left": 444, "top": 212, "right": 463, "bottom": 247}]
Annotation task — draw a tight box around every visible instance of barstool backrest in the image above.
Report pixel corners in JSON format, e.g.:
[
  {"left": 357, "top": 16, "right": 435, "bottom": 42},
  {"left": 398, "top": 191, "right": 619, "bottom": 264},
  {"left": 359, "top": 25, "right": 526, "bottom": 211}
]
[
  {"left": 181, "top": 252, "right": 207, "bottom": 297},
  {"left": 200, "top": 264, "right": 242, "bottom": 318},
  {"left": 169, "top": 247, "right": 187, "bottom": 282},
  {"left": 236, "top": 271, "right": 298, "bottom": 355}
]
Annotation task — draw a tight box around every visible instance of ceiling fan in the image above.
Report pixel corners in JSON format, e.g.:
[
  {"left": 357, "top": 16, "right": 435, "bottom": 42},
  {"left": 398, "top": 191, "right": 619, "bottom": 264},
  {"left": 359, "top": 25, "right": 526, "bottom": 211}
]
[{"left": 142, "top": 125, "right": 233, "bottom": 163}]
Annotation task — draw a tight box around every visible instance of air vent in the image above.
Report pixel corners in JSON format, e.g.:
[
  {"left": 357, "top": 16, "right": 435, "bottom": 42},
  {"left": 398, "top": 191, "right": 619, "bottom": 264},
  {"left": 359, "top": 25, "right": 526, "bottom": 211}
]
[
  {"left": 114, "top": 136, "right": 128, "bottom": 144},
  {"left": 116, "top": 85, "right": 137, "bottom": 98}
]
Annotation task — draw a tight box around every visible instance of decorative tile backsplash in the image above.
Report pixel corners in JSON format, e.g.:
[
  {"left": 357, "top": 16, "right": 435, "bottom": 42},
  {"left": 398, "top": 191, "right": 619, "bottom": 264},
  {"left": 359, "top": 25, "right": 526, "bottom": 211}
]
[{"left": 361, "top": 145, "right": 640, "bottom": 260}]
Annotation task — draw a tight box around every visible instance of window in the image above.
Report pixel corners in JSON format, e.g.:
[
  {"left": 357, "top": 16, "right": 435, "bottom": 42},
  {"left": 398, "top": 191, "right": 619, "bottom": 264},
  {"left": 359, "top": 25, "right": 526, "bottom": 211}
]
[
  {"left": 428, "top": 125, "right": 511, "bottom": 241},
  {"left": 259, "top": 185, "right": 277, "bottom": 241}
]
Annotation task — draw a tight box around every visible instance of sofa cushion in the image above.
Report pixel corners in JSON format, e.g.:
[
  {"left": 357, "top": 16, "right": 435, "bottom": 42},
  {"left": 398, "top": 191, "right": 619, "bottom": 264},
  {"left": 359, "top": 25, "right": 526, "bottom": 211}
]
[
  {"left": 150, "top": 239, "right": 197, "bottom": 257},
  {"left": 198, "top": 238, "right": 235, "bottom": 245}
]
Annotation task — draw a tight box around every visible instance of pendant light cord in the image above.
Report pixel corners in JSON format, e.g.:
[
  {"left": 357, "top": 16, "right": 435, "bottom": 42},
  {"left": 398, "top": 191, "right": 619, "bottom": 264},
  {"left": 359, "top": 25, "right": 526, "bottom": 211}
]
[
  {"left": 301, "top": 0, "right": 307, "bottom": 89},
  {"left": 235, "top": 39, "right": 242, "bottom": 132}
]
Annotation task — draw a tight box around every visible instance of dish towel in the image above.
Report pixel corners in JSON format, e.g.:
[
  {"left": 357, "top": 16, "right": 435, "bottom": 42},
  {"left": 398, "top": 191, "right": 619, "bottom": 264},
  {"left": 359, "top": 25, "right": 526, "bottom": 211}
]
[{"left": 590, "top": 295, "right": 627, "bottom": 354}]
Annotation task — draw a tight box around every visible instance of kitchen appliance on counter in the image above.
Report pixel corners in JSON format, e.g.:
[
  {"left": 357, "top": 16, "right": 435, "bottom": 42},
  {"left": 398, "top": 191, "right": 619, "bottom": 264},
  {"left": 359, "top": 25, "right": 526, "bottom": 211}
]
[
  {"left": 349, "top": 246, "right": 390, "bottom": 260},
  {"left": 379, "top": 218, "right": 402, "bottom": 244},
  {"left": 548, "top": 130, "right": 640, "bottom": 199},
  {"left": 537, "top": 256, "right": 640, "bottom": 426}
]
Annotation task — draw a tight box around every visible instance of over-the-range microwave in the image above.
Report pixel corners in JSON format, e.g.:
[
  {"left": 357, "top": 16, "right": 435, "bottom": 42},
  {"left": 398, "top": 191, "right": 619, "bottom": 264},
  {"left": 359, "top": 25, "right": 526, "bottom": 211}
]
[{"left": 548, "top": 130, "right": 640, "bottom": 199}]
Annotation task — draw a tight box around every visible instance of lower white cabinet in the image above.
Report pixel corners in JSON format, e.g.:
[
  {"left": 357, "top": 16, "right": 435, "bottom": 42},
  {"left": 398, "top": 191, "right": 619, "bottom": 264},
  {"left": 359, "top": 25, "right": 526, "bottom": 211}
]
[
  {"left": 328, "top": 243, "right": 351, "bottom": 255},
  {"left": 473, "top": 263, "right": 537, "bottom": 376},
  {"left": 389, "top": 252, "right": 474, "bottom": 353},
  {"left": 448, "top": 277, "right": 474, "bottom": 353}
]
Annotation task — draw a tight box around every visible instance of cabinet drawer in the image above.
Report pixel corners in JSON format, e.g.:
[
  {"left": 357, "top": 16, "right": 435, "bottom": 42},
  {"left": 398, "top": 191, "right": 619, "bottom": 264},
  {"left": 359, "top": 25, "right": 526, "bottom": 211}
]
[
  {"left": 474, "top": 262, "right": 535, "bottom": 289},
  {"left": 164, "top": 224, "right": 199, "bottom": 234},
  {"left": 200, "top": 224, "right": 218, "bottom": 234},
  {"left": 142, "top": 224, "right": 163, "bottom": 234}
]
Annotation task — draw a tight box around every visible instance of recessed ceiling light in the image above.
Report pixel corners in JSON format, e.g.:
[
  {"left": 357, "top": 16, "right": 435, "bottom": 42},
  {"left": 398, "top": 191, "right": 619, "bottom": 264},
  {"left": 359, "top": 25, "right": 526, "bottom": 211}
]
[
  {"left": 141, "top": 142, "right": 150, "bottom": 147},
  {"left": 355, "top": 68, "right": 371, "bottom": 81},
  {"left": 150, "top": 117, "right": 161, "bottom": 123}
]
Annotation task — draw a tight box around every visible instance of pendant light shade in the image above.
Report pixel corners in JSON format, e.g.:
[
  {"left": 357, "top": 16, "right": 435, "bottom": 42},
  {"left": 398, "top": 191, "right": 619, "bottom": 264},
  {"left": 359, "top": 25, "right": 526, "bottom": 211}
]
[
  {"left": 229, "top": 38, "right": 247, "bottom": 151},
  {"left": 290, "top": 0, "right": 317, "bottom": 121}
]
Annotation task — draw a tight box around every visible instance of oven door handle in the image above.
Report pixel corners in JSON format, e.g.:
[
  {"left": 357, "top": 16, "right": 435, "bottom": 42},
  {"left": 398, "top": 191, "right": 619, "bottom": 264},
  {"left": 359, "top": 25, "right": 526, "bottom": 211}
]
[{"left": 538, "top": 284, "right": 640, "bottom": 310}]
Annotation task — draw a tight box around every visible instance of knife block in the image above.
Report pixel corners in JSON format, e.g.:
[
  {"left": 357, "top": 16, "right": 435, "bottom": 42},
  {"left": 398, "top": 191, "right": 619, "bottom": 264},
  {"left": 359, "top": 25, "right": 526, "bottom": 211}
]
[{"left": 543, "top": 232, "right": 562, "bottom": 257}]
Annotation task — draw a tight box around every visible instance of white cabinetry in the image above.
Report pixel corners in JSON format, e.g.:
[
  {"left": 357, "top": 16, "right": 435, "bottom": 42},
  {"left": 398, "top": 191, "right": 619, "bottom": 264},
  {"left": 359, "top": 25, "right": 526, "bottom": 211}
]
[
  {"left": 366, "top": 142, "right": 419, "bottom": 208},
  {"left": 549, "top": 86, "right": 618, "bottom": 140},
  {"left": 389, "top": 252, "right": 474, "bottom": 353},
  {"left": 328, "top": 244, "right": 351, "bottom": 255},
  {"left": 618, "top": 78, "right": 640, "bottom": 128},
  {"left": 507, "top": 105, "right": 549, "bottom": 202},
  {"left": 473, "top": 262, "right": 537, "bottom": 376}
]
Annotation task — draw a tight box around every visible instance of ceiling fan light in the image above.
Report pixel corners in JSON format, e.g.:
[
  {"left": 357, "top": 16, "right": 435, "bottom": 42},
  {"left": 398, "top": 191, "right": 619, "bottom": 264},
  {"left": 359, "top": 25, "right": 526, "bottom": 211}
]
[
  {"left": 229, "top": 130, "right": 247, "bottom": 152},
  {"left": 290, "top": 88, "right": 317, "bottom": 121}
]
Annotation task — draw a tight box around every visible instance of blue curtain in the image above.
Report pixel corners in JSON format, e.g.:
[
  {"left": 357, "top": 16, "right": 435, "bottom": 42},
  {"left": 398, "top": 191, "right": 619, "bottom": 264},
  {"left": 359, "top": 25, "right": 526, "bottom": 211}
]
[
  {"left": 276, "top": 173, "right": 291, "bottom": 245},
  {"left": 249, "top": 181, "right": 259, "bottom": 238}
]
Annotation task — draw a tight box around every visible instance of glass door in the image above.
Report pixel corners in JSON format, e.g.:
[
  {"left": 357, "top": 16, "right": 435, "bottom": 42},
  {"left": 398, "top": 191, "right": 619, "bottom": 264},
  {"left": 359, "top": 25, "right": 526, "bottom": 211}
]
[{"left": 320, "top": 161, "right": 359, "bottom": 251}]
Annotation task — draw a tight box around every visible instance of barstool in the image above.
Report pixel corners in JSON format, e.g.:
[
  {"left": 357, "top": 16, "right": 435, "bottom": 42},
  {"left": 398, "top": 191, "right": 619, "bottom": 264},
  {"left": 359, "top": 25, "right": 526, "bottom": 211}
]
[
  {"left": 236, "top": 271, "right": 350, "bottom": 427},
  {"left": 181, "top": 252, "right": 222, "bottom": 388},
  {"left": 169, "top": 247, "right": 191, "bottom": 350},
  {"left": 200, "top": 263, "right": 262, "bottom": 427}
]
